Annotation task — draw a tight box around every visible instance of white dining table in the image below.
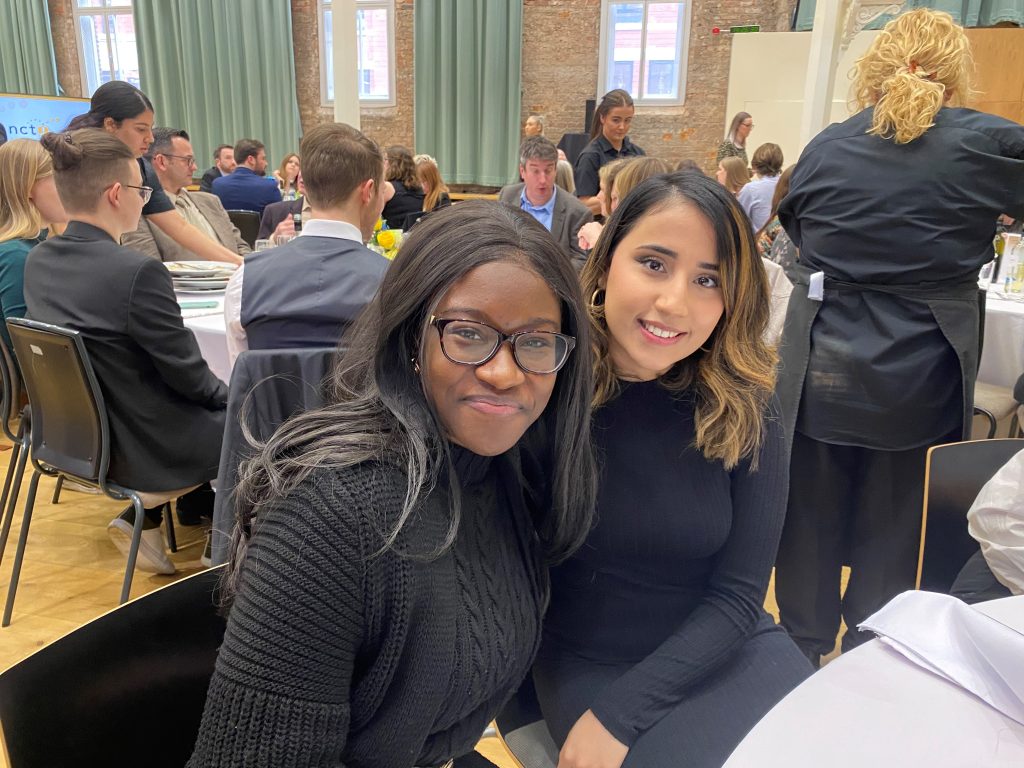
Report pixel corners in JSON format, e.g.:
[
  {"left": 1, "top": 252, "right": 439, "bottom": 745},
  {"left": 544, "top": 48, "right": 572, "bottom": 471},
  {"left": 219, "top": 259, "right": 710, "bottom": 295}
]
[
  {"left": 980, "top": 289, "right": 1024, "bottom": 390},
  {"left": 177, "top": 290, "right": 231, "bottom": 385},
  {"left": 722, "top": 595, "right": 1024, "bottom": 767}
]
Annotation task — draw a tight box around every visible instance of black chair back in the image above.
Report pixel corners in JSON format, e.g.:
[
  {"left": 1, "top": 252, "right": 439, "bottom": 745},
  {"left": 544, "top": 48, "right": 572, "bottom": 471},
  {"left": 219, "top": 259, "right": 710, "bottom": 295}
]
[
  {"left": 227, "top": 209, "right": 261, "bottom": 248},
  {"left": 0, "top": 338, "right": 21, "bottom": 440},
  {"left": 0, "top": 566, "right": 228, "bottom": 768},
  {"left": 917, "top": 438, "right": 1024, "bottom": 592},
  {"left": 6, "top": 318, "right": 108, "bottom": 482}
]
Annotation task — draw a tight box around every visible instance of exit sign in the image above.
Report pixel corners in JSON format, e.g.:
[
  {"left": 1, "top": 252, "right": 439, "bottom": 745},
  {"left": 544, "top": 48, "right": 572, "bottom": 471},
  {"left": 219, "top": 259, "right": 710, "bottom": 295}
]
[{"left": 730, "top": 25, "right": 760, "bottom": 33}]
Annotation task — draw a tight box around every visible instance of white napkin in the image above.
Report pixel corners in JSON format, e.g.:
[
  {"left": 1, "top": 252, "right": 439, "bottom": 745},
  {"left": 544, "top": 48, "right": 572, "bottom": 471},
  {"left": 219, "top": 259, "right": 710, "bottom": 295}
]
[{"left": 859, "top": 592, "right": 1024, "bottom": 726}]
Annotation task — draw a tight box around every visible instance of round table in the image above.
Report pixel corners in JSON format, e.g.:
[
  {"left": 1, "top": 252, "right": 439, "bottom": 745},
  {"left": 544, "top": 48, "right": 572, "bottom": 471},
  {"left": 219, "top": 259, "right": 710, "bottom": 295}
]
[
  {"left": 980, "top": 291, "right": 1024, "bottom": 390},
  {"left": 177, "top": 291, "right": 231, "bottom": 384},
  {"left": 723, "top": 595, "right": 1024, "bottom": 767}
]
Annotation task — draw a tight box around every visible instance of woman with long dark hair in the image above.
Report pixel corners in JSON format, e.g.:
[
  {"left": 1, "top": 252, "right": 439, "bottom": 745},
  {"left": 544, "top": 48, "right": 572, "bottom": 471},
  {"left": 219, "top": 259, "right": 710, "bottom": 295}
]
[
  {"left": 535, "top": 172, "right": 811, "bottom": 768},
  {"left": 573, "top": 89, "right": 646, "bottom": 216},
  {"left": 67, "top": 80, "right": 241, "bottom": 265},
  {"left": 188, "top": 201, "right": 598, "bottom": 767}
]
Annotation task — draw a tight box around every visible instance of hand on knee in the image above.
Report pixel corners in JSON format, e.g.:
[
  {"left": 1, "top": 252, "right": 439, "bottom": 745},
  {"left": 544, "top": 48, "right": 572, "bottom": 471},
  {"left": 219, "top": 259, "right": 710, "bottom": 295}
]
[{"left": 557, "top": 710, "right": 628, "bottom": 768}]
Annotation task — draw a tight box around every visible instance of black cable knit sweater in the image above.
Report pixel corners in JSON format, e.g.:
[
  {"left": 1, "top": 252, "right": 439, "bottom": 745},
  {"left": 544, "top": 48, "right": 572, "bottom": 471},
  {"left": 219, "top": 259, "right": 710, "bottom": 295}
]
[{"left": 187, "top": 448, "right": 546, "bottom": 768}]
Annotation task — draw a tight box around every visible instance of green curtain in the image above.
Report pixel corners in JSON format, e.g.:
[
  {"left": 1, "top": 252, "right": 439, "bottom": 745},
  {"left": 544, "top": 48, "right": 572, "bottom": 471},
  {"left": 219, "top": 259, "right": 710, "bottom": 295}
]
[
  {"left": 414, "top": 0, "right": 522, "bottom": 186},
  {"left": 0, "top": 0, "right": 59, "bottom": 95},
  {"left": 134, "top": 0, "right": 301, "bottom": 171},
  {"left": 796, "top": 0, "right": 1024, "bottom": 30}
]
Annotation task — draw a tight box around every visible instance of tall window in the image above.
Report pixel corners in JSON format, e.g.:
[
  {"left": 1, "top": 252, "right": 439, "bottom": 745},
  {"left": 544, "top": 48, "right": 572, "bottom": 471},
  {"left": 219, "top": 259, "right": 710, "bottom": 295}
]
[
  {"left": 599, "top": 1, "right": 691, "bottom": 105},
  {"left": 320, "top": 0, "right": 396, "bottom": 107},
  {"left": 73, "top": 0, "right": 140, "bottom": 96}
]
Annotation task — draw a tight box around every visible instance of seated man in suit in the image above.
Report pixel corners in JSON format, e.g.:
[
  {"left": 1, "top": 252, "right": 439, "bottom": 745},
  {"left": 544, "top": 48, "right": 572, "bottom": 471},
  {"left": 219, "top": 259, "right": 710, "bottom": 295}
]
[
  {"left": 499, "top": 136, "right": 593, "bottom": 268},
  {"left": 122, "top": 128, "right": 250, "bottom": 262},
  {"left": 26, "top": 127, "right": 227, "bottom": 575},
  {"left": 224, "top": 122, "right": 389, "bottom": 362},
  {"left": 199, "top": 144, "right": 236, "bottom": 193},
  {"left": 211, "top": 138, "right": 281, "bottom": 215},
  {"left": 257, "top": 174, "right": 307, "bottom": 240}
]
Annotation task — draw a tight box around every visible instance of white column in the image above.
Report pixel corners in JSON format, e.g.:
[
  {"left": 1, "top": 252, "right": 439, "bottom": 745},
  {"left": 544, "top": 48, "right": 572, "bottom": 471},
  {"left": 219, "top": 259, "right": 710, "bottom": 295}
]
[
  {"left": 799, "top": 0, "right": 847, "bottom": 146},
  {"left": 332, "top": 0, "right": 361, "bottom": 129}
]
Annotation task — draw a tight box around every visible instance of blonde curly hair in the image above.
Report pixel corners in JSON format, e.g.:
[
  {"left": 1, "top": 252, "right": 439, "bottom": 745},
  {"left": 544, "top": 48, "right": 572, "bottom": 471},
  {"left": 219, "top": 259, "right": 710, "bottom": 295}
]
[{"left": 852, "top": 8, "right": 974, "bottom": 145}]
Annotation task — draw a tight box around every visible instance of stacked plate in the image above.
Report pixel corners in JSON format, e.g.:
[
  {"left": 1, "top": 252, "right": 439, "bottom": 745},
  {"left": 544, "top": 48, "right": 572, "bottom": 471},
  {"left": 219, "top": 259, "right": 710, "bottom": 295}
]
[{"left": 165, "top": 261, "right": 237, "bottom": 292}]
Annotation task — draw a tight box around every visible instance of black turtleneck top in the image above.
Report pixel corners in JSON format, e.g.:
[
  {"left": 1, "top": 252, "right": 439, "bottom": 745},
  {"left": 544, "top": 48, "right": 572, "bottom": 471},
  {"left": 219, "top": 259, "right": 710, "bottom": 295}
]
[{"left": 188, "top": 447, "right": 546, "bottom": 768}]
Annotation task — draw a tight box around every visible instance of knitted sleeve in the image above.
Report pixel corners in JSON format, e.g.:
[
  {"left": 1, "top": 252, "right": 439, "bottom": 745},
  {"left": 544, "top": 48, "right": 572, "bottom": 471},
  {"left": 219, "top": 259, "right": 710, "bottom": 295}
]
[{"left": 187, "top": 470, "right": 375, "bottom": 767}]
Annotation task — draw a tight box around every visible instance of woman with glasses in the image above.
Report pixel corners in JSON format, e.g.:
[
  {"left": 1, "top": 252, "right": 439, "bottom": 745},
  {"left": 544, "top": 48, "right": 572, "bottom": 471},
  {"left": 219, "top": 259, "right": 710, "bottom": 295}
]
[
  {"left": 66, "top": 80, "right": 241, "bottom": 265},
  {"left": 188, "top": 201, "right": 597, "bottom": 768},
  {"left": 25, "top": 128, "right": 227, "bottom": 575},
  {"left": 716, "top": 112, "right": 754, "bottom": 166},
  {"left": 532, "top": 172, "right": 812, "bottom": 768}
]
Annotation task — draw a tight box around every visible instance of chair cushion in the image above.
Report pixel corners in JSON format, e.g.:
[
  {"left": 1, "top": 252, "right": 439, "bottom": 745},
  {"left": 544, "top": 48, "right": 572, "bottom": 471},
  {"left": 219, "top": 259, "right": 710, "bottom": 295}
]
[{"left": 974, "top": 382, "right": 1018, "bottom": 421}]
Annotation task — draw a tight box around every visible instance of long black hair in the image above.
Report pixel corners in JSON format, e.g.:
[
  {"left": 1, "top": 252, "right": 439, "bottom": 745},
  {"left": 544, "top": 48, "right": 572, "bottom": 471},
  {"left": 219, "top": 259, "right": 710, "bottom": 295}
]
[
  {"left": 226, "top": 201, "right": 598, "bottom": 596},
  {"left": 66, "top": 81, "right": 153, "bottom": 131}
]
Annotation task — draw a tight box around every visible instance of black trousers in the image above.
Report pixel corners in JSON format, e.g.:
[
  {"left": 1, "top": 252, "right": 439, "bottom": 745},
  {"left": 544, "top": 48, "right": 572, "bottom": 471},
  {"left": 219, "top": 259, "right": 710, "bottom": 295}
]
[{"left": 775, "top": 430, "right": 958, "bottom": 658}]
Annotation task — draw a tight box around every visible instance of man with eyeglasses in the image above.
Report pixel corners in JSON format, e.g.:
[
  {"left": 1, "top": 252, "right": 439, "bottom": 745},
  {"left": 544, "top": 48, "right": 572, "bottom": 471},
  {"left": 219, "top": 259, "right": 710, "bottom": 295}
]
[{"left": 123, "top": 128, "right": 250, "bottom": 263}]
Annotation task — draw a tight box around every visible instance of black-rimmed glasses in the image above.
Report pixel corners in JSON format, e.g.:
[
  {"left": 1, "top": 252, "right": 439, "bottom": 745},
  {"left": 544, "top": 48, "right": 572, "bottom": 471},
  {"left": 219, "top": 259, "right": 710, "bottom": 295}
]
[
  {"left": 430, "top": 316, "right": 576, "bottom": 375},
  {"left": 123, "top": 184, "right": 154, "bottom": 204}
]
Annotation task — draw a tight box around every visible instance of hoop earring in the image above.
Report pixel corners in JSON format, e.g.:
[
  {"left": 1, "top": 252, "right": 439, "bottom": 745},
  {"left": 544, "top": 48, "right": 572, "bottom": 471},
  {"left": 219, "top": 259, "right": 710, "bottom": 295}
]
[{"left": 589, "top": 288, "right": 605, "bottom": 310}]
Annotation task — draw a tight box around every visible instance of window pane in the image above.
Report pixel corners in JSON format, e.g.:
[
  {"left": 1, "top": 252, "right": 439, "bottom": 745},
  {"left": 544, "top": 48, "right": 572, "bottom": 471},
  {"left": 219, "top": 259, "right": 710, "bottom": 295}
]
[
  {"left": 78, "top": 13, "right": 139, "bottom": 95},
  {"left": 356, "top": 7, "right": 390, "bottom": 100},
  {"left": 642, "top": 3, "right": 683, "bottom": 99},
  {"left": 608, "top": 3, "right": 643, "bottom": 96},
  {"left": 77, "top": 0, "right": 106, "bottom": 7},
  {"left": 324, "top": 9, "right": 334, "bottom": 101}
]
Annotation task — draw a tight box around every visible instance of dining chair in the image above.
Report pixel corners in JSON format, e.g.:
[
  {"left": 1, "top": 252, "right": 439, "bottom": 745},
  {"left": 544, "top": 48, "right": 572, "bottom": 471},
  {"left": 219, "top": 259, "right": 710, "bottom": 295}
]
[
  {"left": 0, "top": 341, "right": 30, "bottom": 571},
  {"left": 227, "top": 209, "right": 261, "bottom": 248},
  {"left": 0, "top": 565, "right": 227, "bottom": 768},
  {"left": 2, "top": 318, "right": 189, "bottom": 626},
  {"left": 973, "top": 381, "right": 1018, "bottom": 439},
  {"left": 916, "top": 437, "right": 1024, "bottom": 592}
]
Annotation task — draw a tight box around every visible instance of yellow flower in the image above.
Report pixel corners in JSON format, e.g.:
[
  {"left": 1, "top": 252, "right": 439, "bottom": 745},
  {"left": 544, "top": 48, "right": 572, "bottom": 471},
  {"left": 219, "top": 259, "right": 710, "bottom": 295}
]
[
  {"left": 377, "top": 229, "right": 396, "bottom": 249},
  {"left": 374, "top": 218, "right": 384, "bottom": 233}
]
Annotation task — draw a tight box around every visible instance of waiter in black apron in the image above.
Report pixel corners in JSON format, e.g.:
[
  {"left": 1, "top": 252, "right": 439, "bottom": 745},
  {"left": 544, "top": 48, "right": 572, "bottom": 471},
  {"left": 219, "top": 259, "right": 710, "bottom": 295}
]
[{"left": 774, "top": 8, "right": 1024, "bottom": 666}]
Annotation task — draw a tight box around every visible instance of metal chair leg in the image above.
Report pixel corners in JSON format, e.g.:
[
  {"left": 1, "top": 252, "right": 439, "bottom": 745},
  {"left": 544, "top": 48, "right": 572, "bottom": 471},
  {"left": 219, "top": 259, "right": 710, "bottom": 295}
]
[
  {"left": 0, "top": 435, "right": 30, "bottom": 569},
  {"left": 2, "top": 469, "right": 42, "bottom": 627},
  {"left": 973, "top": 406, "right": 997, "bottom": 439},
  {"left": 119, "top": 494, "right": 146, "bottom": 604},
  {"left": 51, "top": 474, "right": 64, "bottom": 504},
  {"left": 164, "top": 501, "right": 177, "bottom": 553}
]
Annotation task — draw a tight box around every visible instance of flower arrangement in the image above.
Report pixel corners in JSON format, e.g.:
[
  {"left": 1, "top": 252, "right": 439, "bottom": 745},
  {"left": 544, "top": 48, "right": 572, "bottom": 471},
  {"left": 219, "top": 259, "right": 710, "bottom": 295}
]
[{"left": 369, "top": 218, "right": 402, "bottom": 260}]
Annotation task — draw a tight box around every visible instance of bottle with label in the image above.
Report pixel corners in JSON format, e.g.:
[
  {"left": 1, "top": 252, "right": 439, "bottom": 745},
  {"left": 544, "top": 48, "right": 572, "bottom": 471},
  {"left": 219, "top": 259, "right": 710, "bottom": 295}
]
[{"left": 292, "top": 213, "right": 302, "bottom": 234}]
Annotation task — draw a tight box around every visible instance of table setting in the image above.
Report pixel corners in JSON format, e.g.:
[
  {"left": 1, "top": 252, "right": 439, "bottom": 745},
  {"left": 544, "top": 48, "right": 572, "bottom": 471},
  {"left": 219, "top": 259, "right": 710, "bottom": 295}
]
[{"left": 167, "top": 261, "right": 234, "bottom": 383}]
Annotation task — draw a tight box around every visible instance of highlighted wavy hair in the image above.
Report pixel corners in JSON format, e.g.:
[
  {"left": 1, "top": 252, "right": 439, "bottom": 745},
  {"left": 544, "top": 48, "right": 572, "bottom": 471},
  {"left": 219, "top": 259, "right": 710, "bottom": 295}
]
[
  {"left": 852, "top": 8, "right": 974, "bottom": 144},
  {"left": 580, "top": 171, "right": 776, "bottom": 470}
]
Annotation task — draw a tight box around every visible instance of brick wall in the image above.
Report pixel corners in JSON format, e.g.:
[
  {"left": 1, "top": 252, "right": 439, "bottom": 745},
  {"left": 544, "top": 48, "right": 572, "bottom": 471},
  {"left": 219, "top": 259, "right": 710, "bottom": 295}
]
[{"left": 49, "top": 0, "right": 83, "bottom": 97}]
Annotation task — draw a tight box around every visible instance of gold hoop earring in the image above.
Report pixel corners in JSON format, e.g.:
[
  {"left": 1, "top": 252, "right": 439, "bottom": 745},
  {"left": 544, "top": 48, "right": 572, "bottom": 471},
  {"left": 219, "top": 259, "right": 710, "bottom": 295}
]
[{"left": 589, "top": 288, "right": 605, "bottom": 310}]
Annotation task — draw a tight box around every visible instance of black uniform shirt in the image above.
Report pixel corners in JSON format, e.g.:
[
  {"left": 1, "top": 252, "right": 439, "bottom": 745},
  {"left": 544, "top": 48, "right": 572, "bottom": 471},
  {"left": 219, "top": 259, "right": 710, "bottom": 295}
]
[{"left": 573, "top": 134, "right": 645, "bottom": 198}]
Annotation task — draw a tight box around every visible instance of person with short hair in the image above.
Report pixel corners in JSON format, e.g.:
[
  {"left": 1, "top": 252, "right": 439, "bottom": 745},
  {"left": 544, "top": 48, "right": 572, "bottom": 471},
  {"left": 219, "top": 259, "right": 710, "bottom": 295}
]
[
  {"left": 211, "top": 138, "right": 282, "bottom": 214},
  {"left": 524, "top": 114, "right": 545, "bottom": 137},
  {"left": 199, "top": 144, "right": 236, "bottom": 193},
  {"left": 27, "top": 128, "right": 227, "bottom": 575},
  {"left": 122, "top": 127, "right": 250, "bottom": 262},
  {"left": 717, "top": 112, "right": 753, "bottom": 166},
  {"left": 573, "top": 89, "right": 646, "bottom": 216},
  {"left": 224, "top": 122, "right": 390, "bottom": 361},
  {"left": 738, "top": 142, "right": 784, "bottom": 231},
  {"left": 499, "top": 136, "right": 593, "bottom": 268},
  {"left": 188, "top": 201, "right": 598, "bottom": 768}
]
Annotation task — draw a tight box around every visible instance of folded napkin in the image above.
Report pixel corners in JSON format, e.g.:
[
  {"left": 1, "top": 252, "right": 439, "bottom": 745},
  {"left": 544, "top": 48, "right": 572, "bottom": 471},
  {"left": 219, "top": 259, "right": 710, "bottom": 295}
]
[{"left": 860, "top": 591, "right": 1024, "bottom": 726}]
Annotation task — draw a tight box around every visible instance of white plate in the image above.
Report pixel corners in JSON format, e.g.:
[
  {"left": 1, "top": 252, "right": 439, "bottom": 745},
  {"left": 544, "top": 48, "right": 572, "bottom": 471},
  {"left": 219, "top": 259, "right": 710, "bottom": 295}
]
[{"left": 174, "top": 283, "right": 229, "bottom": 292}]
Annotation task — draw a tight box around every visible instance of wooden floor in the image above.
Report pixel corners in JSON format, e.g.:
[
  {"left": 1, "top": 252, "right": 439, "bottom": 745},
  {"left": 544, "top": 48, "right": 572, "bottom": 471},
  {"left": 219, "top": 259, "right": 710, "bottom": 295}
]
[{"left": 0, "top": 435, "right": 842, "bottom": 768}]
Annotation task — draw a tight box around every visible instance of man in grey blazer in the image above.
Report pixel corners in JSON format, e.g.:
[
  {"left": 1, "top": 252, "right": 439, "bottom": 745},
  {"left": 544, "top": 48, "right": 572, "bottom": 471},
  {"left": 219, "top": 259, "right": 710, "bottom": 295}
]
[
  {"left": 123, "top": 128, "right": 250, "bottom": 261},
  {"left": 499, "top": 136, "right": 593, "bottom": 268}
]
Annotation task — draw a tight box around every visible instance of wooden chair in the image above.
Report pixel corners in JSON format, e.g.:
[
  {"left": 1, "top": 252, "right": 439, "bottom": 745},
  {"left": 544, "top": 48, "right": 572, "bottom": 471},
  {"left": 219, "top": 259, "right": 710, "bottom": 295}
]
[
  {"left": 227, "top": 209, "right": 261, "bottom": 248},
  {"left": 916, "top": 438, "right": 1024, "bottom": 592},
  {"left": 0, "top": 565, "right": 227, "bottom": 768}
]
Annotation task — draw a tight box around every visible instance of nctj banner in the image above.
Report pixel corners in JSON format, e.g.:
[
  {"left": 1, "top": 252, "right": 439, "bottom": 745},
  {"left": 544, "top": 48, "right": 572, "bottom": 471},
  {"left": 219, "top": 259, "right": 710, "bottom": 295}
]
[{"left": 0, "top": 93, "right": 91, "bottom": 140}]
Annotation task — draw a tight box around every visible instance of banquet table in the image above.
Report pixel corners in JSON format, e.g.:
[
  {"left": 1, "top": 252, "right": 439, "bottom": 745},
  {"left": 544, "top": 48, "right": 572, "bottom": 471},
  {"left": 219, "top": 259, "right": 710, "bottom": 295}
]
[
  {"left": 722, "top": 595, "right": 1024, "bottom": 767},
  {"left": 177, "top": 291, "right": 231, "bottom": 385},
  {"left": 980, "top": 290, "right": 1024, "bottom": 390}
]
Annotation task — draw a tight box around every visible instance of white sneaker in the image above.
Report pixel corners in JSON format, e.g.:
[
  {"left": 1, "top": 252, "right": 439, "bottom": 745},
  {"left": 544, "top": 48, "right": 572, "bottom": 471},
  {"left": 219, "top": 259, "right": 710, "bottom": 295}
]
[{"left": 107, "top": 516, "right": 176, "bottom": 575}]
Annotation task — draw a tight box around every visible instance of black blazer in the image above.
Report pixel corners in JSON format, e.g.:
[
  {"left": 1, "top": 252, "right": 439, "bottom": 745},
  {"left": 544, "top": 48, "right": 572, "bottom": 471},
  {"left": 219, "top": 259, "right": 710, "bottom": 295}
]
[
  {"left": 257, "top": 198, "right": 304, "bottom": 240},
  {"left": 199, "top": 166, "right": 222, "bottom": 194},
  {"left": 24, "top": 222, "right": 227, "bottom": 491}
]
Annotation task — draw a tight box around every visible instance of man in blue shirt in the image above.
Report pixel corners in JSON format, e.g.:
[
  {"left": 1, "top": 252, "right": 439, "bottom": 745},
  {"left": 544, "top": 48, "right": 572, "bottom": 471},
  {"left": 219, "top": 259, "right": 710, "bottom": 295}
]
[
  {"left": 499, "top": 136, "right": 592, "bottom": 268},
  {"left": 212, "top": 138, "right": 281, "bottom": 214}
]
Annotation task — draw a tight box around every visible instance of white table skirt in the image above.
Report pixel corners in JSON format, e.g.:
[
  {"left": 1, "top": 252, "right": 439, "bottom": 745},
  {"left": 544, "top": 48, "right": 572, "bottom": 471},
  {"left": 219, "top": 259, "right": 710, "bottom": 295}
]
[
  {"left": 177, "top": 291, "right": 231, "bottom": 385},
  {"left": 980, "top": 292, "right": 1024, "bottom": 390},
  {"left": 723, "top": 595, "right": 1024, "bottom": 767}
]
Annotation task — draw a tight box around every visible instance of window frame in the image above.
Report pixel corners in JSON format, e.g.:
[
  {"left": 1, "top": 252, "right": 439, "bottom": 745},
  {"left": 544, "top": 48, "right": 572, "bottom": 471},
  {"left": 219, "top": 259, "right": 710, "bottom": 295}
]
[
  {"left": 597, "top": 0, "right": 692, "bottom": 107},
  {"left": 72, "top": 0, "right": 139, "bottom": 97},
  {"left": 319, "top": 0, "right": 397, "bottom": 108}
]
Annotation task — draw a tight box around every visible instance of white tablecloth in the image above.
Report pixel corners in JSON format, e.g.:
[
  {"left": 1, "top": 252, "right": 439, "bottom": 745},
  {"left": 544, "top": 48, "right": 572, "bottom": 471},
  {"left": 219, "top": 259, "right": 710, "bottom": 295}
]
[
  {"left": 980, "top": 291, "right": 1024, "bottom": 390},
  {"left": 177, "top": 291, "right": 230, "bottom": 385},
  {"left": 723, "top": 596, "right": 1024, "bottom": 767}
]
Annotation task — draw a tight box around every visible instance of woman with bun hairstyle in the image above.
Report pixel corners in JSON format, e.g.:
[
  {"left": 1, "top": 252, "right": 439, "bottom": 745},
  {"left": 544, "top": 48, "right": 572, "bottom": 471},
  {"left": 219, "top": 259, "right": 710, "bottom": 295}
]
[
  {"left": 67, "top": 80, "right": 241, "bottom": 265},
  {"left": 573, "top": 89, "right": 646, "bottom": 216},
  {"left": 0, "top": 139, "right": 66, "bottom": 355},
  {"left": 534, "top": 172, "right": 811, "bottom": 768},
  {"left": 775, "top": 9, "right": 1024, "bottom": 666}
]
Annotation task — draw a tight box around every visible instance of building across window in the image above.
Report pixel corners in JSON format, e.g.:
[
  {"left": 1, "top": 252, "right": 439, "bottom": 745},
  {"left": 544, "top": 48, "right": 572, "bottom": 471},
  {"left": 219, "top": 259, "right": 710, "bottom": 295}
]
[
  {"left": 320, "top": 0, "right": 396, "bottom": 106},
  {"left": 599, "top": 0, "right": 691, "bottom": 105},
  {"left": 73, "top": 0, "right": 140, "bottom": 96}
]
